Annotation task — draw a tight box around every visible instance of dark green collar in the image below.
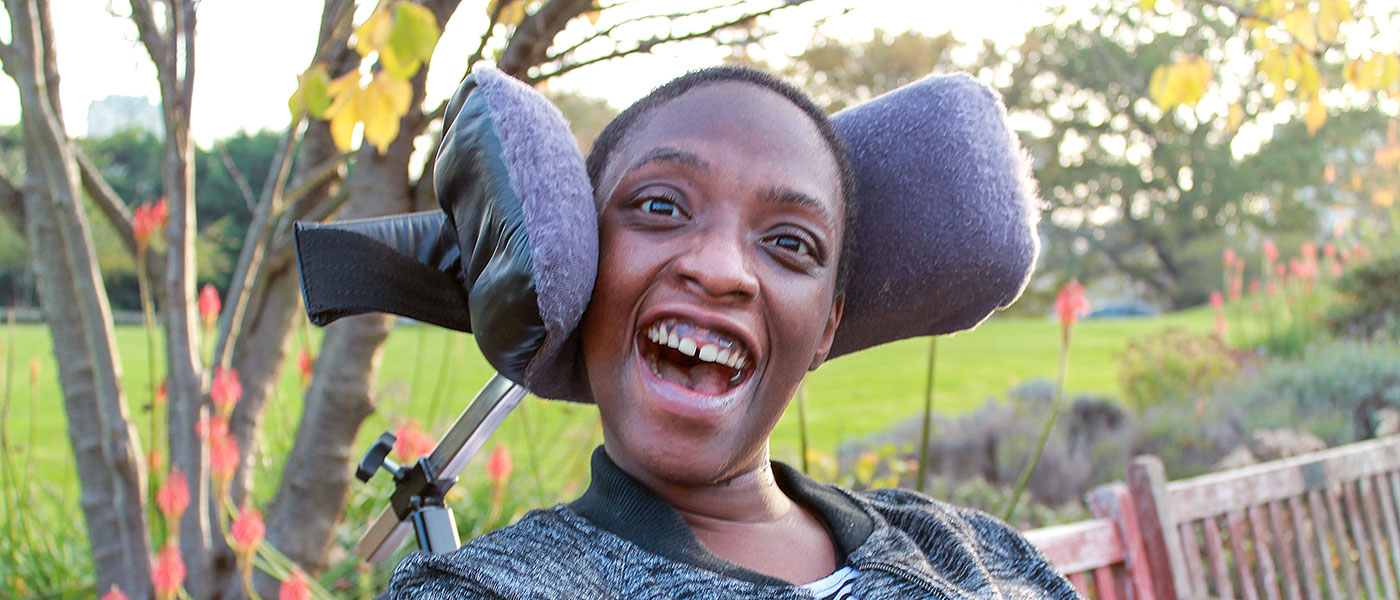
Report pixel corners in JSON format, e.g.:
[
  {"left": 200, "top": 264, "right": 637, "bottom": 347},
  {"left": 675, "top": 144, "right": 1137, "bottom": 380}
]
[{"left": 568, "top": 446, "right": 876, "bottom": 586}]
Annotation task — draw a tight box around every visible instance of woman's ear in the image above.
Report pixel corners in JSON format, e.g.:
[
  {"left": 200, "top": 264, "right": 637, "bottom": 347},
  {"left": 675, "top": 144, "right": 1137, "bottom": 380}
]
[{"left": 809, "top": 292, "right": 845, "bottom": 371}]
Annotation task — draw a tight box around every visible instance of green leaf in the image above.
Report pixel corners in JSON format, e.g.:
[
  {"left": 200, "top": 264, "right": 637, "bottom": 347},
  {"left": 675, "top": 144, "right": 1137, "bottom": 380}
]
[{"left": 390, "top": 2, "right": 440, "bottom": 69}]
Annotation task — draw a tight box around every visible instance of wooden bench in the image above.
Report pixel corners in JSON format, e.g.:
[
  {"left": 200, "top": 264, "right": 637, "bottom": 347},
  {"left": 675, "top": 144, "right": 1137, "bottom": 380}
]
[
  {"left": 1025, "top": 483, "right": 1157, "bottom": 600},
  {"left": 1129, "top": 435, "right": 1400, "bottom": 600},
  {"left": 1023, "top": 435, "right": 1400, "bottom": 599}
]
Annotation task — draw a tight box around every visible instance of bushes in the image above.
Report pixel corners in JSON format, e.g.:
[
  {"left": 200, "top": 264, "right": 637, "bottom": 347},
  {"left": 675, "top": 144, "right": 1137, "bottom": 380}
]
[
  {"left": 1329, "top": 248, "right": 1400, "bottom": 340},
  {"left": 1119, "top": 327, "right": 1243, "bottom": 414},
  {"left": 1218, "top": 339, "right": 1400, "bottom": 445}
]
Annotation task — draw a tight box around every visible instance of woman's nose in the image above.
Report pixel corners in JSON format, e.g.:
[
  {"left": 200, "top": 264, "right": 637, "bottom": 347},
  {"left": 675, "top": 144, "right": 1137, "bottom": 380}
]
[{"left": 671, "top": 226, "right": 760, "bottom": 302}]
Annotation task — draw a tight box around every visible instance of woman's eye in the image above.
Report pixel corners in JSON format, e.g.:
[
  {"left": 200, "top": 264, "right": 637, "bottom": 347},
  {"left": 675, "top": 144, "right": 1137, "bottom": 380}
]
[
  {"left": 770, "top": 235, "right": 811, "bottom": 256},
  {"left": 640, "top": 197, "right": 681, "bottom": 217}
]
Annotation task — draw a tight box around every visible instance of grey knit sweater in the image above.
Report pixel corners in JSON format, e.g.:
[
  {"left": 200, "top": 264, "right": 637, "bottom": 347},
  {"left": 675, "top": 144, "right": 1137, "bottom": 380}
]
[{"left": 389, "top": 449, "right": 1080, "bottom": 599}]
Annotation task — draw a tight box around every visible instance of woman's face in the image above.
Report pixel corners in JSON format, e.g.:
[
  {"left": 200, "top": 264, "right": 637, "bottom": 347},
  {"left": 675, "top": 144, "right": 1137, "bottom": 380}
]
[{"left": 581, "top": 82, "right": 844, "bottom": 485}]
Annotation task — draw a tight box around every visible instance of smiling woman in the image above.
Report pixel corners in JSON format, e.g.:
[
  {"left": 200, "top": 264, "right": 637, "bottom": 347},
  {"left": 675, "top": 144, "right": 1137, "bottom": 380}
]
[{"left": 369, "top": 66, "right": 1080, "bottom": 600}]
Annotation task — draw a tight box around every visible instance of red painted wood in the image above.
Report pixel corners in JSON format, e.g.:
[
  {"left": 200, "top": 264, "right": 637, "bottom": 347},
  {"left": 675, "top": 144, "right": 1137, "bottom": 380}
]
[
  {"left": 1380, "top": 473, "right": 1400, "bottom": 592},
  {"left": 1092, "top": 566, "right": 1119, "bottom": 600},
  {"left": 1306, "top": 489, "right": 1343, "bottom": 600},
  {"left": 1285, "top": 495, "right": 1323, "bottom": 600},
  {"left": 1325, "top": 485, "right": 1363, "bottom": 599},
  {"left": 1343, "top": 481, "right": 1384, "bottom": 599},
  {"left": 1227, "top": 510, "right": 1262, "bottom": 600},
  {"left": 1068, "top": 572, "right": 1089, "bottom": 596},
  {"left": 1203, "top": 517, "right": 1234, "bottom": 600},
  {"left": 1361, "top": 475, "right": 1398, "bottom": 600},
  {"left": 1128, "top": 457, "right": 1184, "bottom": 600},
  {"left": 1248, "top": 504, "right": 1282, "bottom": 600},
  {"left": 1087, "top": 483, "right": 1158, "bottom": 600},
  {"left": 1266, "top": 501, "right": 1302, "bottom": 600},
  {"left": 1178, "top": 520, "right": 1206, "bottom": 596},
  {"left": 1025, "top": 519, "right": 1124, "bottom": 574}
]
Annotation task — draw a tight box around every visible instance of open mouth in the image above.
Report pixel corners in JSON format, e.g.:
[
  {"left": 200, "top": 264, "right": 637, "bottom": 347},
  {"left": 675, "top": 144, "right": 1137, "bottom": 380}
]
[{"left": 638, "top": 317, "right": 753, "bottom": 396}]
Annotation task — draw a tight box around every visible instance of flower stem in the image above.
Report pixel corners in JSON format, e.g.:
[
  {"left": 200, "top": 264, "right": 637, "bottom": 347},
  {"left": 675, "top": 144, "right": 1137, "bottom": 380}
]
[
  {"left": 916, "top": 337, "right": 937, "bottom": 494},
  {"left": 1002, "top": 330, "right": 1071, "bottom": 522}
]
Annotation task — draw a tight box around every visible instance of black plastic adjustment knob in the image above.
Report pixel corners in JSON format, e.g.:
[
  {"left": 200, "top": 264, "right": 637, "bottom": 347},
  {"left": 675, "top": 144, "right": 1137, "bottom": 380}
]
[{"left": 357, "top": 432, "right": 399, "bottom": 483}]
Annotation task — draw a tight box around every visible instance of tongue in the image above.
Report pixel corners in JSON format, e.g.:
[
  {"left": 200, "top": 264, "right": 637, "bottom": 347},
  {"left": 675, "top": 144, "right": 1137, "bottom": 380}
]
[{"left": 657, "top": 359, "right": 734, "bottom": 395}]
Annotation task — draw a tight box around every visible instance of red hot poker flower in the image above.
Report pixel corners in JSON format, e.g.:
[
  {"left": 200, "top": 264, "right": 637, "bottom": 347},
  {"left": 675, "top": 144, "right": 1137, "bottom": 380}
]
[
  {"left": 1053, "top": 280, "right": 1090, "bottom": 342},
  {"left": 210, "top": 367, "right": 243, "bottom": 417},
  {"left": 1210, "top": 290, "right": 1225, "bottom": 309},
  {"left": 156, "top": 468, "right": 190, "bottom": 522},
  {"left": 393, "top": 421, "right": 436, "bottom": 464},
  {"left": 132, "top": 198, "right": 169, "bottom": 252},
  {"left": 198, "top": 284, "right": 221, "bottom": 330},
  {"left": 231, "top": 503, "right": 265, "bottom": 553},
  {"left": 487, "top": 444, "right": 513, "bottom": 488},
  {"left": 152, "top": 544, "right": 185, "bottom": 600},
  {"left": 280, "top": 569, "right": 312, "bottom": 600},
  {"left": 101, "top": 585, "right": 130, "bottom": 600},
  {"left": 1262, "top": 239, "right": 1278, "bottom": 265},
  {"left": 297, "top": 349, "right": 314, "bottom": 380},
  {"left": 210, "top": 433, "right": 240, "bottom": 484}
]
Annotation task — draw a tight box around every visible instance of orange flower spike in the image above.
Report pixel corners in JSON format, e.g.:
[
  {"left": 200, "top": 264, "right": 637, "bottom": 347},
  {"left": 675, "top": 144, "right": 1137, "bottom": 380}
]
[
  {"left": 210, "top": 434, "right": 241, "bottom": 484},
  {"left": 101, "top": 584, "right": 130, "bottom": 600},
  {"left": 487, "top": 443, "right": 513, "bottom": 488},
  {"left": 231, "top": 503, "right": 265, "bottom": 553},
  {"left": 297, "top": 348, "right": 314, "bottom": 380},
  {"left": 210, "top": 367, "right": 243, "bottom": 418},
  {"left": 279, "top": 569, "right": 312, "bottom": 600},
  {"left": 393, "top": 421, "right": 436, "bottom": 464},
  {"left": 151, "top": 544, "right": 186, "bottom": 600},
  {"left": 156, "top": 468, "right": 190, "bottom": 523},
  {"left": 198, "top": 283, "right": 221, "bottom": 331},
  {"left": 1053, "top": 279, "right": 1090, "bottom": 343}
]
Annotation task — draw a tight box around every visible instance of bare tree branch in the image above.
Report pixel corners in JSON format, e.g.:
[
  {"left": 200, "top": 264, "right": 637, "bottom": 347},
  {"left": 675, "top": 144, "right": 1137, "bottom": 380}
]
[
  {"left": 498, "top": 0, "right": 596, "bottom": 76},
  {"left": 218, "top": 144, "right": 258, "bottom": 211},
  {"left": 528, "top": 4, "right": 789, "bottom": 84},
  {"left": 127, "top": 0, "right": 172, "bottom": 96},
  {"left": 544, "top": 0, "right": 750, "bottom": 63},
  {"left": 465, "top": 0, "right": 508, "bottom": 72}
]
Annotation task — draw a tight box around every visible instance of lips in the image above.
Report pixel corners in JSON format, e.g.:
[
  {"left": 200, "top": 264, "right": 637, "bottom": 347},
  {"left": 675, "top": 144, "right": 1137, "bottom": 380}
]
[{"left": 637, "top": 316, "right": 754, "bottom": 397}]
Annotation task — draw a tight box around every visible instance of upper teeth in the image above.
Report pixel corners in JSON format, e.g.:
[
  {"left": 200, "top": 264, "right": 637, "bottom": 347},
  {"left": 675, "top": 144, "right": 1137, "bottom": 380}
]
[{"left": 647, "top": 322, "right": 747, "bottom": 370}]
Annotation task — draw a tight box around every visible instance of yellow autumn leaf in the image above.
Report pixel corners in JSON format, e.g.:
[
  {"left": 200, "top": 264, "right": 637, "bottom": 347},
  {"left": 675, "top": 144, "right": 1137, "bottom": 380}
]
[
  {"left": 355, "top": 7, "right": 393, "bottom": 58},
  {"left": 584, "top": 9, "right": 602, "bottom": 25},
  {"left": 1374, "top": 189, "right": 1396, "bottom": 208},
  {"left": 1149, "top": 63, "right": 1176, "bottom": 110},
  {"left": 1293, "top": 48, "right": 1320, "bottom": 98},
  {"left": 1345, "top": 57, "right": 1363, "bottom": 88},
  {"left": 1317, "top": 0, "right": 1352, "bottom": 44},
  {"left": 1260, "top": 48, "right": 1287, "bottom": 100},
  {"left": 488, "top": 0, "right": 527, "bottom": 27},
  {"left": 1255, "top": 0, "right": 1286, "bottom": 19},
  {"left": 359, "top": 72, "right": 414, "bottom": 153},
  {"left": 1382, "top": 54, "right": 1400, "bottom": 89},
  {"left": 328, "top": 86, "right": 360, "bottom": 152},
  {"left": 1305, "top": 96, "right": 1327, "bottom": 135},
  {"left": 1228, "top": 102, "right": 1244, "bottom": 132},
  {"left": 1282, "top": 9, "right": 1317, "bottom": 52}
]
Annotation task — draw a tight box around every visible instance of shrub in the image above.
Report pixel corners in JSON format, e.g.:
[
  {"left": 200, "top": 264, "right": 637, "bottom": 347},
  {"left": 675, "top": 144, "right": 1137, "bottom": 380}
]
[
  {"left": 1119, "top": 327, "right": 1242, "bottom": 414},
  {"left": 1328, "top": 248, "right": 1400, "bottom": 341},
  {"left": 1217, "top": 339, "right": 1400, "bottom": 445}
]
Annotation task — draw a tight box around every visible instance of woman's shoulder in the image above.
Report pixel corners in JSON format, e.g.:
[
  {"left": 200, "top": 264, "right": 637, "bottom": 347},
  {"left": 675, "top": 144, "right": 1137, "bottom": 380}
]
[
  {"left": 852, "top": 487, "right": 1079, "bottom": 598},
  {"left": 386, "top": 506, "right": 604, "bottom": 599}
]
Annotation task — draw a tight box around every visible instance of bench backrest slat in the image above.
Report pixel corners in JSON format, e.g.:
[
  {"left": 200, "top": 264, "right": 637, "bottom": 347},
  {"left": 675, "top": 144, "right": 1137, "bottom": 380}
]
[{"left": 1131, "top": 435, "right": 1400, "bottom": 600}]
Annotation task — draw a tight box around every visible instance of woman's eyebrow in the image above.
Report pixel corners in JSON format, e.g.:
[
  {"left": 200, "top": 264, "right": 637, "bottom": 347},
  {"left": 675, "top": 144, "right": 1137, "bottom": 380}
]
[
  {"left": 761, "top": 186, "right": 836, "bottom": 229},
  {"left": 625, "top": 146, "right": 710, "bottom": 175}
]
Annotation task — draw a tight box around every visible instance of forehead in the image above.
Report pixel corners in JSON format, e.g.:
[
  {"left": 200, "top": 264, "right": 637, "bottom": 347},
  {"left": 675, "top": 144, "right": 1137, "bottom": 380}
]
[{"left": 602, "top": 82, "right": 842, "bottom": 209}]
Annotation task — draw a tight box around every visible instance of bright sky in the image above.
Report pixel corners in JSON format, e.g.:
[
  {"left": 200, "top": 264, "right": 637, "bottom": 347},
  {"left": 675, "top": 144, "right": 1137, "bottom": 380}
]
[{"left": 0, "top": 1, "right": 1052, "bottom": 146}]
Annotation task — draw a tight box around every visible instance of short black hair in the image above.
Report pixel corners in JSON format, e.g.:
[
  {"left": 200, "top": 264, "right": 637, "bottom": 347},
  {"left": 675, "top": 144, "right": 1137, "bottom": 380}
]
[{"left": 585, "top": 65, "right": 858, "bottom": 294}]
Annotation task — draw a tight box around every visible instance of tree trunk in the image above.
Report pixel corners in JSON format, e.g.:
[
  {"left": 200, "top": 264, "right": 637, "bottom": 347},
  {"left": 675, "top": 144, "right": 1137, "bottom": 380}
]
[{"left": 4, "top": 1, "right": 152, "bottom": 594}]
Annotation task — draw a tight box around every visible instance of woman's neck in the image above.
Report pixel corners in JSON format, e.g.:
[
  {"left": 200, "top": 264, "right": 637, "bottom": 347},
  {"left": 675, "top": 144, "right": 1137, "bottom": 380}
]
[{"left": 602, "top": 443, "right": 839, "bottom": 583}]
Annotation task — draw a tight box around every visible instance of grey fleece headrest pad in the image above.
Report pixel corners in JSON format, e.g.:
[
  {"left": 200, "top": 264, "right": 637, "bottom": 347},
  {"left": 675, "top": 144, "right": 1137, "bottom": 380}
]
[
  {"left": 827, "top": 73, "right": 1039, "bottom": 358},
  {"left": 433, "top": 67, "right": 596, "bottom": 399}
]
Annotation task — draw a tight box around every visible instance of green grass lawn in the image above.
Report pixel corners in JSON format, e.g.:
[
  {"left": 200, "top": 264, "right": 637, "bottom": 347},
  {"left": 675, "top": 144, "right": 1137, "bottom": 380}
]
[{"left": 1, "top": 307, "right": 1211, "bottom": 513}]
